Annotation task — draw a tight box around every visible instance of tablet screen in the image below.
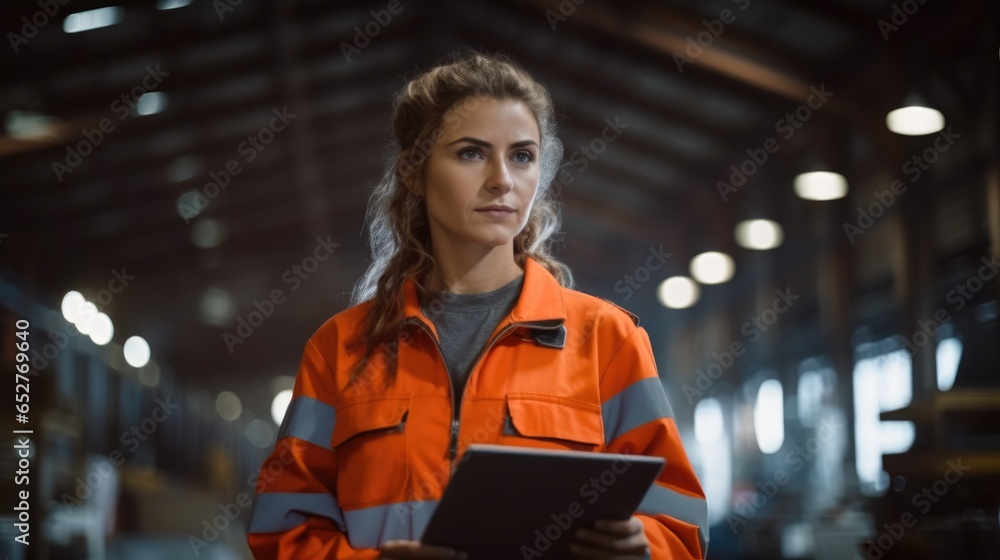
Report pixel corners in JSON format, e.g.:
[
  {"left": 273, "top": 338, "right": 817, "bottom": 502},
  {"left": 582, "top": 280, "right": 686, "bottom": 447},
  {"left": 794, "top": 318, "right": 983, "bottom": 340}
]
[{"left": 421, "top": 444, "right": 664, "bottom": 559}]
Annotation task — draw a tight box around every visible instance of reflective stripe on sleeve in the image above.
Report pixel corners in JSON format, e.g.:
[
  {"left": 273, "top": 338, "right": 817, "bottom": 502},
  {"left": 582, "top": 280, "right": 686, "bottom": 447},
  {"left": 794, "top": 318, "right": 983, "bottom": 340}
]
[
  {"left": 277, "top": 395, "right": 336, "bottom": 448},
  {"left": 602, "top": 377, "right": 675, "bottom": 446},
  {"left": 344, "top": 500, "right": 438, "bottom": 549},
  {"left": 248, "top": 492, "right": 346, "bottom": 534},
  {"left": 637, "top": 483, "right": 709, "bottom": 555}
]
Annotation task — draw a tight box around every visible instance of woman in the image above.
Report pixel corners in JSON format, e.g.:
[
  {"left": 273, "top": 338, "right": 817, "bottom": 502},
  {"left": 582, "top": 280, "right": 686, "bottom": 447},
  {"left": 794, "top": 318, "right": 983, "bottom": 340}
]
[{"left": 247, "top": 50, "right": 707, "bottom": 560}]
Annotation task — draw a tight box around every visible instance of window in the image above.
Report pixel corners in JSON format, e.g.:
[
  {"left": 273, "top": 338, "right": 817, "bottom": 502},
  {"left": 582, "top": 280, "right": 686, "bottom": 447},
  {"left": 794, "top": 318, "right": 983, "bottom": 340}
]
[
  {"left": 798, "top": 366, "right": 834, "bottom": 427},
  {"left": 935, "top": 337, "right": 962, "bottom": 391},
  {"left": 853, "top": 340, "right": 914, "bottom": 494},
  {"left": 694, "top": 397, "right": 732, "bottom": 525},
  {"left": 754, "top": 379, "right": 784, "bottom": 454}
]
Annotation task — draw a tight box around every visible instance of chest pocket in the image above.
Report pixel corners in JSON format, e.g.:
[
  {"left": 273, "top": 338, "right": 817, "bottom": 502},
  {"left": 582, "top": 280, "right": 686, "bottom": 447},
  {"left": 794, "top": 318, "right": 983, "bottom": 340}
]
[
  {"left": 501, "top": 393, "right": 604, "bottom": 451},
  {"left": 331, "top": 395, "right": 410, "bottom": 508}
]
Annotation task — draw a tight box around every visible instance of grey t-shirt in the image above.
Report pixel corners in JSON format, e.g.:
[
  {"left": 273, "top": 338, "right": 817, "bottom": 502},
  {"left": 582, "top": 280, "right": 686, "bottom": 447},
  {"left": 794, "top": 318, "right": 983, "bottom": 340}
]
[{"left": 420, "top": 273, "right": 524, "bottom": 415}]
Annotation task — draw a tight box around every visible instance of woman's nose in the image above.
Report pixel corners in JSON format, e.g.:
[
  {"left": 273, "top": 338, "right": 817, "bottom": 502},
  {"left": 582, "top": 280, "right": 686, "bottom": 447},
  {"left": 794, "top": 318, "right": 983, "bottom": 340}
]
[{"left": 486, "top": 160, "right": 514, "bottom": 193}]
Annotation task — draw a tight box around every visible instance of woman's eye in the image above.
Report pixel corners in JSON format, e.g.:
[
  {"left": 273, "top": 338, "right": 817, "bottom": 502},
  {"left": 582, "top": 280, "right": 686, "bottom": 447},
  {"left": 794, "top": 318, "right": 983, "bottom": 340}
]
[
  {"left": 458, "top": 147, "right": 481, "bottom": 160},
  {"left": 513, "top": 151, "right": 536, "bottom": 164}
]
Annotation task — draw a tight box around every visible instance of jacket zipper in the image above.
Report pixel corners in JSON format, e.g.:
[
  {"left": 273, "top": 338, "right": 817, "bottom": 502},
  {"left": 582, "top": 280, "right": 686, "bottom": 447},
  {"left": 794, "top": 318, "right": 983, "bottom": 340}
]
[
  {"left": 411, "top": 318, "right": 559, "bottom": 464},
  {"left": 450, "top": 322, "right": 519, "bottom": 460},
  {"left": 446, "top": 320, "right": 565, "bottom": 460},
  {"left": 409, "top": 319, "right": 467, "bottom": 463}
]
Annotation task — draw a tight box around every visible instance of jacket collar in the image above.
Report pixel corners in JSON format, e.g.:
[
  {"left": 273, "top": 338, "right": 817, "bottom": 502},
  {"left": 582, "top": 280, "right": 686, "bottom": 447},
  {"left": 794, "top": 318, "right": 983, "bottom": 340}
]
[{"left": 402, "top": 256, "right": 568, "bottom": 345}]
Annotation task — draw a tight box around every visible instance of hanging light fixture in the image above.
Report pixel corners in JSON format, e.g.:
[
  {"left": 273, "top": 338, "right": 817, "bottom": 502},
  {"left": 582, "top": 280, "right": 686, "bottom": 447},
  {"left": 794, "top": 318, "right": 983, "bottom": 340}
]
[
  {"left": 794, "top": 171, "right": 848, "bottom": 201},
  {"left": 886, "top": 91, "right": 945, "bottom": 136},
  {"left": 887, "top": 49, "right": 946, "bottom": 136}
]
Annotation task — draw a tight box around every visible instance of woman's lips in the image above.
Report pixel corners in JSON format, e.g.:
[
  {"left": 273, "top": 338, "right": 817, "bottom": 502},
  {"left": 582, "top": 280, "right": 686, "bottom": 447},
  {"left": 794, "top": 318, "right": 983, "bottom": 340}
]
[{"left": 476, "top": 209, "right": 514, "bottom": 218}]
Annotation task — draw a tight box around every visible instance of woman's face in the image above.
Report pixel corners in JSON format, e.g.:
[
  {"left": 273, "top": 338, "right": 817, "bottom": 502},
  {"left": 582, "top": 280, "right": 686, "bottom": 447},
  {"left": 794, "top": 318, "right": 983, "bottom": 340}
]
[{"left": 414, "top": 97, "right": 541, "bottom": 256}]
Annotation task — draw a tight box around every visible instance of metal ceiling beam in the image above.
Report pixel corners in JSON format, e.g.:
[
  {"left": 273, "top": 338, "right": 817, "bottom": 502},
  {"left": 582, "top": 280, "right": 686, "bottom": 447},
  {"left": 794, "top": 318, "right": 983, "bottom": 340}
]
[{"left": 514, "top": 0, "right": 815, "bottom": 103}]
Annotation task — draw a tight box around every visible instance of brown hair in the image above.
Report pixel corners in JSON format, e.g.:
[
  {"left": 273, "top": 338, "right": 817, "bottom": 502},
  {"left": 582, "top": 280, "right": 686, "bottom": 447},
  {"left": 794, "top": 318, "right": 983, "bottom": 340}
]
[{"left": 346, "top": 49, "right": 572, "bottom": 387}]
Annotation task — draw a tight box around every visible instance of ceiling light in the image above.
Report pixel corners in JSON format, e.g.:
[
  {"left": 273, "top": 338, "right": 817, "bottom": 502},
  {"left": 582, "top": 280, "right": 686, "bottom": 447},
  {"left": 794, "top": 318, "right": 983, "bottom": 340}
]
[
  {"left": 199, "top": 286, "right": 237, "bottom": 327},
  {"left": 63, "top": 6, "right": 124, "bottom": 34},
  {"left": 74, "top": 301, "right": 99, "bottom": 334},
  {"left": 192, "top": 218, "right": 227, "bottom": 249},
  {"left": 245, "top": 418, "right": 276, "bottom": 448},
  {"left": 216, "top": 391, "right": 243, "bottom": 421},
  {"left": 177, "top": 191, "right": 203, "bottom": 221},
  {"left": 157, "top": 0, "right": 192, "bottom": 9},
  {"left": 168, "top": 155, "right": 202, "bottom": 182},
  {"left": 886, "top": 105, "right": 945, "bottom": 136},
  {"left": 61, "top": 291, "right": 85, "bottom": 323},
  {"left": 88, "top": 313, "right": 114, "bottom": 345},
  {"left": 794, "top": 171, "right": 847, "bottom": 201},
  {"left": 136, "top": 92, "right": 167, "bottom": 116},
  {"left": 123, "top": 335, "right": 150, "bottom": 368},
  {"left": 657, "top": 276, "right": 700, "bottom": 309},
  {"left": 734, "top": 219, "right": 784, "bottom": 250},
  {"left": 690, "top": 252, "right": 735, "bottom": 285},
  {"left": 271, "top": 389, "right": 293, "bottom": 426}
]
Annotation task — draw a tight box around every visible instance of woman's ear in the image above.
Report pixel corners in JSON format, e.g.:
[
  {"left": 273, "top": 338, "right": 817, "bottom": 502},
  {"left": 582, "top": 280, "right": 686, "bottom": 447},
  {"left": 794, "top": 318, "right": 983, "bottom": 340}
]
[
  {"left": 402, "top": 177, "right": 422, "bottom": 198},
  {"left": 400, "top": 166, "right": 424, "bottom": 198}
]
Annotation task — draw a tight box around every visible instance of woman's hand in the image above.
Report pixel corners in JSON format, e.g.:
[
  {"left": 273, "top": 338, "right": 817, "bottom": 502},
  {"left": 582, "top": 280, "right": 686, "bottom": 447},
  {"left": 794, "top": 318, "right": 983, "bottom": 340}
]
[
  {"left": 570, "top": 516, "right": 650, "bottom": 559},
  {"left": 378, "top": 540, "right": 468, "bottom": 559}
]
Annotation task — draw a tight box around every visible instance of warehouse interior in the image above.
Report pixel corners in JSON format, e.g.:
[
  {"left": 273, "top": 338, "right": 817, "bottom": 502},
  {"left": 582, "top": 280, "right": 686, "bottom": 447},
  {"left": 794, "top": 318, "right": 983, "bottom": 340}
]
[{"left": 1, "top": 0, "right": 998, "bottom": 558}]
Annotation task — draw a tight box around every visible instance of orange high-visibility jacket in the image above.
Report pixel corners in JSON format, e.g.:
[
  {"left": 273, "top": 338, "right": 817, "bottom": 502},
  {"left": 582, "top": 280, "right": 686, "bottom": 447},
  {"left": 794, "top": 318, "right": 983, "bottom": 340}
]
[{"left": 247, "top": 256, "right": 708, "bottom": 559}]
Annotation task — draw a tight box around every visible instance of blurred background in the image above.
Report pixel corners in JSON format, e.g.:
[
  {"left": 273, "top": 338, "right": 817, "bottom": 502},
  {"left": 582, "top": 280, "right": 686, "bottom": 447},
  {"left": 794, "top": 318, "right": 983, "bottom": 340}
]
[{"left": 1, "top": 0, "right": 998, "bottom": 558}]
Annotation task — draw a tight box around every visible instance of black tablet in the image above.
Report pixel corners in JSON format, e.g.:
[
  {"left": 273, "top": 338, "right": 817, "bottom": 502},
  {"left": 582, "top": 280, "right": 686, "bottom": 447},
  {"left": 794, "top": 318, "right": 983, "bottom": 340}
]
[{"left": 421, "top": 444, "right": 665, "bottom": 559}]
